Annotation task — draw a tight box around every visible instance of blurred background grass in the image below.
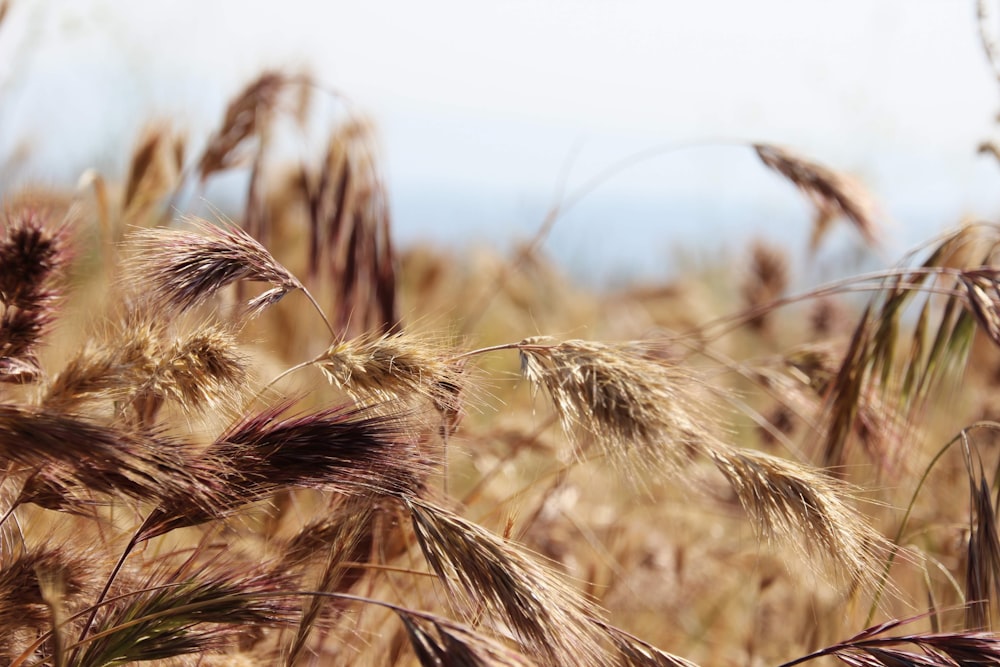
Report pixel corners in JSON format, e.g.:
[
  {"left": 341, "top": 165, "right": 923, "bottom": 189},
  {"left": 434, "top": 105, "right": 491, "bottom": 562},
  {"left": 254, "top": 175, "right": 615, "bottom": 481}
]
[{"left": 2, "top": 1, "right": 1000, "bottom": 286}]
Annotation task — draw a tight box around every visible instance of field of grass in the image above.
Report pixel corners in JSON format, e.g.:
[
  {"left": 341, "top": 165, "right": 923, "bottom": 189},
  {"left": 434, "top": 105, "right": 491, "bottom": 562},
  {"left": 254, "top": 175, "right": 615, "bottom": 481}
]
[{"left": 8, "top": 9, "right": 1000, "bottom": 666}]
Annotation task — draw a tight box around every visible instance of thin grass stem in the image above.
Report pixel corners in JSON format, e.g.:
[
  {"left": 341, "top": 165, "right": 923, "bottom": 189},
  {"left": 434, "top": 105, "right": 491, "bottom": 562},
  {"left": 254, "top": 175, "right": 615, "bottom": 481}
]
[
  {"left": 865, "top": 421, "right": 1000, "bottom": 625},
  {"left": 300, "top": 285, "right": 337, "bottom": 340}
]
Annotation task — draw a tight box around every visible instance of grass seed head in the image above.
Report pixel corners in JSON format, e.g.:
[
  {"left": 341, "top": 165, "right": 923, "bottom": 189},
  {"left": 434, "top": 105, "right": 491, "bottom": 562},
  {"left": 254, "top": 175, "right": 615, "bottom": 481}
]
[
  {"left": 0, "top": 207, "right": 69, "bottom": 382},
  {"left": 755, "top": 143, "right": 880, "bottom": 251},
  {"left": 709, "top": 445, "right": 890, "bottom": 587},
  {"left": 0, "top": 545, "right": 89, "bottom": 634},
  {"left": 198, "top": 71, "right": 291, "bottom": 181},
  {"left": 518, "top": 337, "right": 718, "bottom": 475},
  {"left": 121, "top": 123, "right": 184, "bottom": 223},
  {"left": 741, "top": 240, "right": 790, "bottom": 331},
  {"left": 123, "top": 218, "right": 303, "bottom": 318},
  {"left": 316, "top": 331, "right": 468, "bottom": 420},
  {"left": 162, "top": 324, "right": 249, "bottom": 406},
  {"left": 72, "top": 561, "right": 296, "bottom": 667},
  {"left": 0, "top": 404, "right": 225, "bottom": 516},
  {"left": 45, "top": 306, "right": 250, "bottom": 421},
  {"left": 404, "top": 497, "right": 611, "bottom": 667},
  {"left": 143, "top": 402, "right": 429, "bottom": 538},
  {"left": 961, "top": 269, "right": 1000, "bottom": 346},
  {"left": 398, "top": 611, "right": 541, "bottom": 667}
]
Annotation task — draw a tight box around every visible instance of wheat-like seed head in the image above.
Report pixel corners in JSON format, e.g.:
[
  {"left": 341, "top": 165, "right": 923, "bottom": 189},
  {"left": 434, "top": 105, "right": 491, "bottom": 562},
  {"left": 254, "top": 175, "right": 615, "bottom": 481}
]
[
  {"left": 44, "top": 306, "right": 250, "bottom": 422},
  {"left": 402, "top": 496, "right": 613, "bottom": 667},
  {"left": 741, "top": 240, "right": 790, "bottom": 331},
  {"left": 0, "top": 207, "right": 69, "bottom": 383},
  {"left": 816, "top": 225, "right": 1000, "bottom": 472},
  {"left": 517, "top": 336, "right": 891, "bottom": 586},
  {"left": 307, "top": 117, "right": 399, "bottom": 336},
  {"left": 755, "top": 143, "right": 880, "bottom": 251},
  {"left": 142, "top": 401, "right": 428, "bottom": 539},
  {"left": 122, "top": 218, "right": 304, "bottom": 318},
  {"left": 283, "top": 500, "right": 377, "bottom": 568},
  {"left": 285, "top": 496, "right": 384, "bottom": 665},
  {"left": 709, "top": 446, "right": 891, "bottom": 587},
  {"left": 0, "top": 546, "right": 89, "bottom": 639},
  {"left": 595, "top": 621, "right": 702, "bottom": 667},
  {"left": 69, "top": 560, "right": 296, "bottom": 666},
  {"left": 121, "top": 123, "right": 184, "bottom": 227},
  {"left": 0, "top": 208, "right": 67, "bottom": 305},
  {"left": 198, "top": 71, "right": 291, "bottom": 181},
  {"left": 0, "top": 405, "right": 224, "bottom": 516},
  {"left": 156, "top": 325, "right": 249, "bottom": 411},
  {"left": 398, "top": 610, "right": 542, "bottom": 667},
  {"left": 518, "top": 336, "right": 715, "bottom": 474},
  {"left": 959, "top": 440, "right": 1000, "bottom": 632},
  {"left": 315, "top": 331, "right": 467, "bottom": 421},
  {"left": 788, "top": 615, "right": 1000, "bottom": 667},
  {"left": 960, "top": 269, "right": 1000, "bottom": 346}
]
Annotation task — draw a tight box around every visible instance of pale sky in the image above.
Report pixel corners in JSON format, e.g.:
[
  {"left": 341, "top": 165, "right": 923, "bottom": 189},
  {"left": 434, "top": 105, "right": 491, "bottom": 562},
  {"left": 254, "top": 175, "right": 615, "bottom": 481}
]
[{"left": 1, "top": 1, "right": 999, "bottom": 280}]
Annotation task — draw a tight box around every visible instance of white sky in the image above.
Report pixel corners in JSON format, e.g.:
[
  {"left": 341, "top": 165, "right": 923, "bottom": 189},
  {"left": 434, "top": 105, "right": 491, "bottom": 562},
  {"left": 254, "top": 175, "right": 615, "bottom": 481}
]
[{"left": 1, "top": 0, "right": 1000, "bottom": 279}]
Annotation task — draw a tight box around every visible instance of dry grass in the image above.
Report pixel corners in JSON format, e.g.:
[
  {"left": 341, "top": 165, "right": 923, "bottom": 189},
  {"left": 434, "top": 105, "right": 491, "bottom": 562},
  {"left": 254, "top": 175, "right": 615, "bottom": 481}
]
[
  {"left": 311, "top": 330, "right": 467, "bottom": 421},
  {"left": 755, "top": 143, "right": 881, "bottom": 252},
  {"left": 122, "top": 218, "right": 308, "bottom": 320},
  {"left": 0, "top": 207, "right": 69, "bottom": 383},
  {"left": 5, "top": 63, "right": 1000, "bottom": 667}
]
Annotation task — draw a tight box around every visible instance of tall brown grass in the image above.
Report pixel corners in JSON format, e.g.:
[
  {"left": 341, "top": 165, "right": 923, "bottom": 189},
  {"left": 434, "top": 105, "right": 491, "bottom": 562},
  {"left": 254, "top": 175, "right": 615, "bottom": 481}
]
[{"left": 5, "top": 58, "right": 1000, "bottom": 667}]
